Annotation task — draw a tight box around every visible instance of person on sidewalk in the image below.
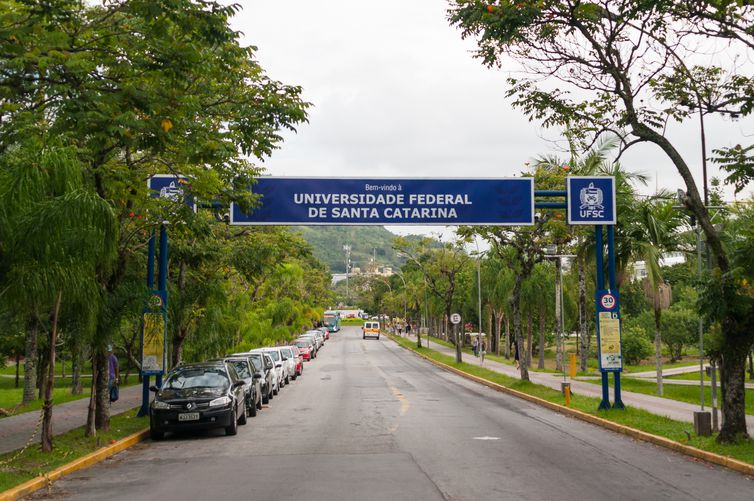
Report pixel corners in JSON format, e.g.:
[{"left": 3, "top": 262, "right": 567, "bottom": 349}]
[
  {"left": 107, "top": 345, "right": 120, "bottom": 404},
  {"left": 480, "top": 338, "right": 486, "bottom": 365},
  {"left": 472, "top": 336, "right": 479, "bottom": 357}
]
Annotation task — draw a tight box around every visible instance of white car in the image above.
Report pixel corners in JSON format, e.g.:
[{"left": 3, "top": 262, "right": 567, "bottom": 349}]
[
  {"left": 250, "top": 349, "right": 284, "bottom": 394},
  {"left": 279, "top": 346, "right": 297, "bottom": 382},
  {"left": 304, "top": 330, "right": 324, "bottom": 349},
  {"left": 260, "top": 347, "right": 290, "bottom": 389}
]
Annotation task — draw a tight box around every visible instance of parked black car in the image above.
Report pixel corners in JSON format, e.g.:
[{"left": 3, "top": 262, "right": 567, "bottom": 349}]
[
  {"left": 150, "top": 361, "right": 246, "bottom": 440},
  {"left": 221, "top": 356, "right": 262, "bottom": 417}
]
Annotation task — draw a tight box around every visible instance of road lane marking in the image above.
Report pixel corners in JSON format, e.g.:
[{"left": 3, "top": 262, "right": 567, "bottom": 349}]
[{"left": 472, "top": 436, "right": 500, "bottom": 441}]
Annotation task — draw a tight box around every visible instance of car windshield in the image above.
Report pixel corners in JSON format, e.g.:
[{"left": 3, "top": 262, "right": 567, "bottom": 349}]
[
  {"left": 281, "top": 348, "right": 292, "bottom": 358},
  {"left": 249, "top": 355, "right": 262, "bottom": 372},
  {"left": 267, "top": 351, "right": 280, "bottom": 362},
  {"left": 163, "top": 367, "right": 228, "bottom": 390},
  {"left": 229, "top": 361, "right": 250, "bottom": 379},
  {"left": 295, "top": 341, "right": 308, "bottom": 348}
]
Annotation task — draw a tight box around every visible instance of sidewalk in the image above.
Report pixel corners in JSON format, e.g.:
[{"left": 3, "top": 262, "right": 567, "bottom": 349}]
[
  {"left": 405, "top": 334, "right": 754, "bottom": 435},
  {"left": 0, "top": 385, "right": 143, "bottom": 455}
]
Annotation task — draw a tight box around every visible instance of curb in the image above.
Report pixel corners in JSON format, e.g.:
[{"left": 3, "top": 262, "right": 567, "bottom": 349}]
[
  {"left": 0, "top": 428, "right": 149, "bottom": 501},
  {"left": 389, "top": 335, "right": 754, "bottom": 478}
]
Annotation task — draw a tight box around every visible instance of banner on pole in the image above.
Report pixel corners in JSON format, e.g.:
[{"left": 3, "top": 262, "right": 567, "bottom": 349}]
[
  {"left": 141, "top": 291, "right": 167, "bottom": 375},
  {"left": 596, "top": 290, "right": 622, "bottom": 372},
  {"left": 230, "top": 177, "right": 534, "bottom": 226}
]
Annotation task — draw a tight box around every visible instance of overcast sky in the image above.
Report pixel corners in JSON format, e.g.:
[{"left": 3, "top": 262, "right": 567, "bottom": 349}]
[{"left": 230, "top": 0, "right": 753, "bottom": 238}]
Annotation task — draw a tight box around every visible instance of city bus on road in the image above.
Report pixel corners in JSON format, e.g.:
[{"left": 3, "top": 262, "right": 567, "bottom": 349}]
[{"left": 322, "top": 311, "right": 341, "bottom": 332}]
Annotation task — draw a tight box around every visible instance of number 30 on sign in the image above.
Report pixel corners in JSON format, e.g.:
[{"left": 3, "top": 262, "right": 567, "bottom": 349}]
[{"left": 600, "top": 293, "right": 616, "bottom": 310}]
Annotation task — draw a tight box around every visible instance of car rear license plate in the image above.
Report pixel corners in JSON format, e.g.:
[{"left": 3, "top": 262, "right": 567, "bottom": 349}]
[{"left": 178, "top": 412, "right": 199, "bottom": 421}]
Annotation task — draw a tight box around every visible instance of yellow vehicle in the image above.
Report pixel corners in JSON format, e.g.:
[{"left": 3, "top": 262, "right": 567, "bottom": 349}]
[{"left": 362, "top": 321, "right": 380, "bottom": 340}]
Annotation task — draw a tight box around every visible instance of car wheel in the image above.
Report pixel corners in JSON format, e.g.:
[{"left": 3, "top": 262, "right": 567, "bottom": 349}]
[
  {"left": 226, "top": 411, "right": 238, "bottom": 436},
  {"left": 363, "top": 334, "right": 366, "bottom": 339},
  {"left": 150, "top": 428, "right": 164, "bottom": 441},
  {"left": 257, "top": 396, "right": 263, "bottom": 410},
  {"left": 285, "top": 375, "right": 290, "bottom": 385},
  {"left": 238, "top": 405, "right": 248, "bottom": 425},
  {"left": 249, "top": 400, "right": 257, "bottom": 417},
  {"left": 262, "top": 390, "right": 269, "bottom": 404},
  {"left": 377, "top": 335, "right": 380, "bottom": 340},
  {"left": 273, "top": 384, "right": 278, "bottom": 396}
]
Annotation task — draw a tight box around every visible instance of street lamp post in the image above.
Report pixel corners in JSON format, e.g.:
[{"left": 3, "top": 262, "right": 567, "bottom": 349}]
[{"left": 343, "top": 244, "right": 351, "bottom": 303}]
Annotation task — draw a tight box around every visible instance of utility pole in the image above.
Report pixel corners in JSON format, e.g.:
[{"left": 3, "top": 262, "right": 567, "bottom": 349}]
[{"left": 343, "top": 244, "right": 351, "bottom": 304}]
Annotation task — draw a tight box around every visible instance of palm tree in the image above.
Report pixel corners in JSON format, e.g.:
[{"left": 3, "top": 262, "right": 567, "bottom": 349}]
[
  {"left": 0, "top": 137, "right": 116, "bottom": 451},
  {"left": 623, "top": 198, "right": 685, "bottom": 395}
]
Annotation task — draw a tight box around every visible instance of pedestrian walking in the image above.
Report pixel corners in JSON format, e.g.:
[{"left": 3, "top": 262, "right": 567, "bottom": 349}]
[
  {"left": 472, "top": 336, "right": 479, "bottom": 357},
  {"left": 480, "top": 338, "right": 486, "bottom": 365},
  {"left": 405, "top": 322, "right": 411, "bottom": 335},
  {"left": 107, "top": 345, "right": 120, "bottom": 403}
]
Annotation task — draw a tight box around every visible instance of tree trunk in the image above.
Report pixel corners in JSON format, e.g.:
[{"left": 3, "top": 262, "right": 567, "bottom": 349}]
[
  {"left": 70, "top": 338, "right": 83, "bottom": 395},
  {"left": 654, "top": 305, "right": 663, "bottom": 397},
  {"left": 22, "top": 320, "right": 38, "bottom": 404},
  {"left": 748, "top": 351, "right": 753, "bottom": 380},
  {"left": 555, "top": 258, "right": 563, "bottom": 372},
  {"left": 511, "top": 280, "right": 528, "bottom": 381},
  {"left": 504, "top": 315, "right": 510, "bottom": 359},
  {"left": 578, "top": 258, "right": 589, "bottom": 372},
  {"left": 15, "top": 353, "right": 20, "bottom": 389},
  {"left": 718, "top": 342, "right": 750, "bottom": 442},
  {"left": 94, "top": 350, "right": 110, "bottom": 431},
  {"left": 37, "top": 341, "right": 48, "bottom": 400},
  {"left": 85, "top": 357, "right": 97, "bottom": 437},
  {"left": 526, "top": 307, "right": 533, "bottom": 368},
  {"left": 41, "top": 291, "right": 62, "bottom": 452},
  {"left": 172, "top": 328, "right": 188, "bottom": 368},
  {"left": 538, "top": 305, "right": 545, "bottom": 369}
]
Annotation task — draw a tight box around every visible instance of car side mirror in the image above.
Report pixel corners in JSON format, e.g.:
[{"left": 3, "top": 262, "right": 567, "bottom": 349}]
[
  {"left": 253, "top": 373, "right": 262, "bottom": 379},
  {"left": 281, "top": 356, "right": 288, "bottom": 361},
  {"left": 233, "top": 380, "right": 245, "bottom": 388},
  {"left": 275, "top": 363, "right": 282, "bottom": 368},
  {"left": 266, "top": 364, "right": 273, "bottom": 370},
  {"left": 149, "top": 385, "right": 160, "bottom": 393}
]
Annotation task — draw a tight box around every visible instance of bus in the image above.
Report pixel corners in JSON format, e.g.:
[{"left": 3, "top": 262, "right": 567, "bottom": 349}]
[{"left": 322, "top": 311, "right": 341, "bottom": 333}]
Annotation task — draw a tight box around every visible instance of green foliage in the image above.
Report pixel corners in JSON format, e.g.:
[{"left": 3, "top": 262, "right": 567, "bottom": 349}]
[{"left": 621, "top": 324, "right": 654, "bottom": 365}]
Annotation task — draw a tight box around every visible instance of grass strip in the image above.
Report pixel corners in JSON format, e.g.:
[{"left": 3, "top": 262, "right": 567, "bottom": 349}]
[
  {"left": 0, "top": 379, "right": 139, "bottom": 420},
  {"left": 389, "top": 333, "right": 754, "bottom": 466},
  {"left": 0, "top": 408, "right": 147, "bottom": 491},
  {"left": 578, "top": 376, "right": 754, "bottom": 415}
]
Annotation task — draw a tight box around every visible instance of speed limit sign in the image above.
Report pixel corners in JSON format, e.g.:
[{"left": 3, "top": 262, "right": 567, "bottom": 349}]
[
  {"left": 600, "top": 293, "right": 617, "bottom": 310},
  {"left": 450, "top": 313, "right": 461, "bottom": 325}
]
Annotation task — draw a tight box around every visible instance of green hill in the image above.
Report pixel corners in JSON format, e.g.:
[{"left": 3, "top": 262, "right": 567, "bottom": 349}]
[{"left": 295, "top": 226, "right": 410, "bottom": 273}]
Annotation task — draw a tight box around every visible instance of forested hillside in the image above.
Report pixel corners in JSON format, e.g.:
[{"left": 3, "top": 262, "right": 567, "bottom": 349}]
[{"left": 296, "top": 226, "right": 410, "bottom": 273}]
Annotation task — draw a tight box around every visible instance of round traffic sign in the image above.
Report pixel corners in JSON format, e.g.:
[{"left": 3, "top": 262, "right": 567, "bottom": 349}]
[
  {"left": 450, "top": 313, "right": 461, "bottom": 325},
  {"left": 600, "top": 293, "right": 617, "bottom": 310}
]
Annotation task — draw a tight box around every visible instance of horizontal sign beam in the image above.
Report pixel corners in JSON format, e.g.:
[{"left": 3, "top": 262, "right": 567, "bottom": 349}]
[{"left": 230, "top": 177, "right": 534, "bottom": 226}]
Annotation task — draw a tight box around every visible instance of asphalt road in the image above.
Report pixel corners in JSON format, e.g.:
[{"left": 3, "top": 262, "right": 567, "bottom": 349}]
[{"left": 29, "top": 326, "right": 752, "bottom": 501}]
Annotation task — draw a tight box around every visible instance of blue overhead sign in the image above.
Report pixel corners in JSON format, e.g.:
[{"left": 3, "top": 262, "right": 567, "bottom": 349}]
[
  {"left": 230, "top": 177, "right": 534, "bottom": 226},
  {"left": 567, "top": 176, "right": 616, "bottom": 225},
  {"left": 148, "top": 174, "right": 195, "bottom": 211}
]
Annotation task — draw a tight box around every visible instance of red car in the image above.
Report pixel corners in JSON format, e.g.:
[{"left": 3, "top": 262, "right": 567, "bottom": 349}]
[
  {"left": 288, "top": 345, "right": 304, "bottom": 376},
  {"left": 295, "top": 340, "right": 313, "bottom": 361}
]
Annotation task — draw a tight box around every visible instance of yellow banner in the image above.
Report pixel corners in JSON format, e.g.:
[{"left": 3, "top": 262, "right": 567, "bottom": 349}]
[
  {"left": 598, "top": 311, "right": 622, "bottom": 369},
  {"left": 142, "top": 312, "right": 165, "bottom": 372}
]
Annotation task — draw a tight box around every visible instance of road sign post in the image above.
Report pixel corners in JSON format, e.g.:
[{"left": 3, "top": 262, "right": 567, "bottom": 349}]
[{"left": 450, "top": 313, "right": 462, "bottom": 363}]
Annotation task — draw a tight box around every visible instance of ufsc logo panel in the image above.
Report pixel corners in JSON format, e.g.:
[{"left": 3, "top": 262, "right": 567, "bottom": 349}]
[{"left": 567, "top": 177, "right": 616, "bottom": 225}]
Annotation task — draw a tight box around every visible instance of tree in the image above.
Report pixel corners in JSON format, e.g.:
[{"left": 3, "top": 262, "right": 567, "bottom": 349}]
[
  {"left": 394, "top": 237, "right": 470, "bottom": 359},
  {"left": 628, "top": 200, "right": 685, "bottom": 395},
  {"left": 449, "top": 1, "right": 754, "bottom": 441},
  {"left": 0, "top": 138, "right": 116, "bottom": 451},
  {"left": 1, "top": 0, "right": 310, "bottom": 434}
]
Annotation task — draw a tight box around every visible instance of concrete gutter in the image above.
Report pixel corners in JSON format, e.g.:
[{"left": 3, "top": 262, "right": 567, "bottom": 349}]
[
  {"left": 389, "top": 335, "right": 754, "bottom": 478},
  {"left": 0, "top": 428, "right": 149, "bottom": 501}
]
